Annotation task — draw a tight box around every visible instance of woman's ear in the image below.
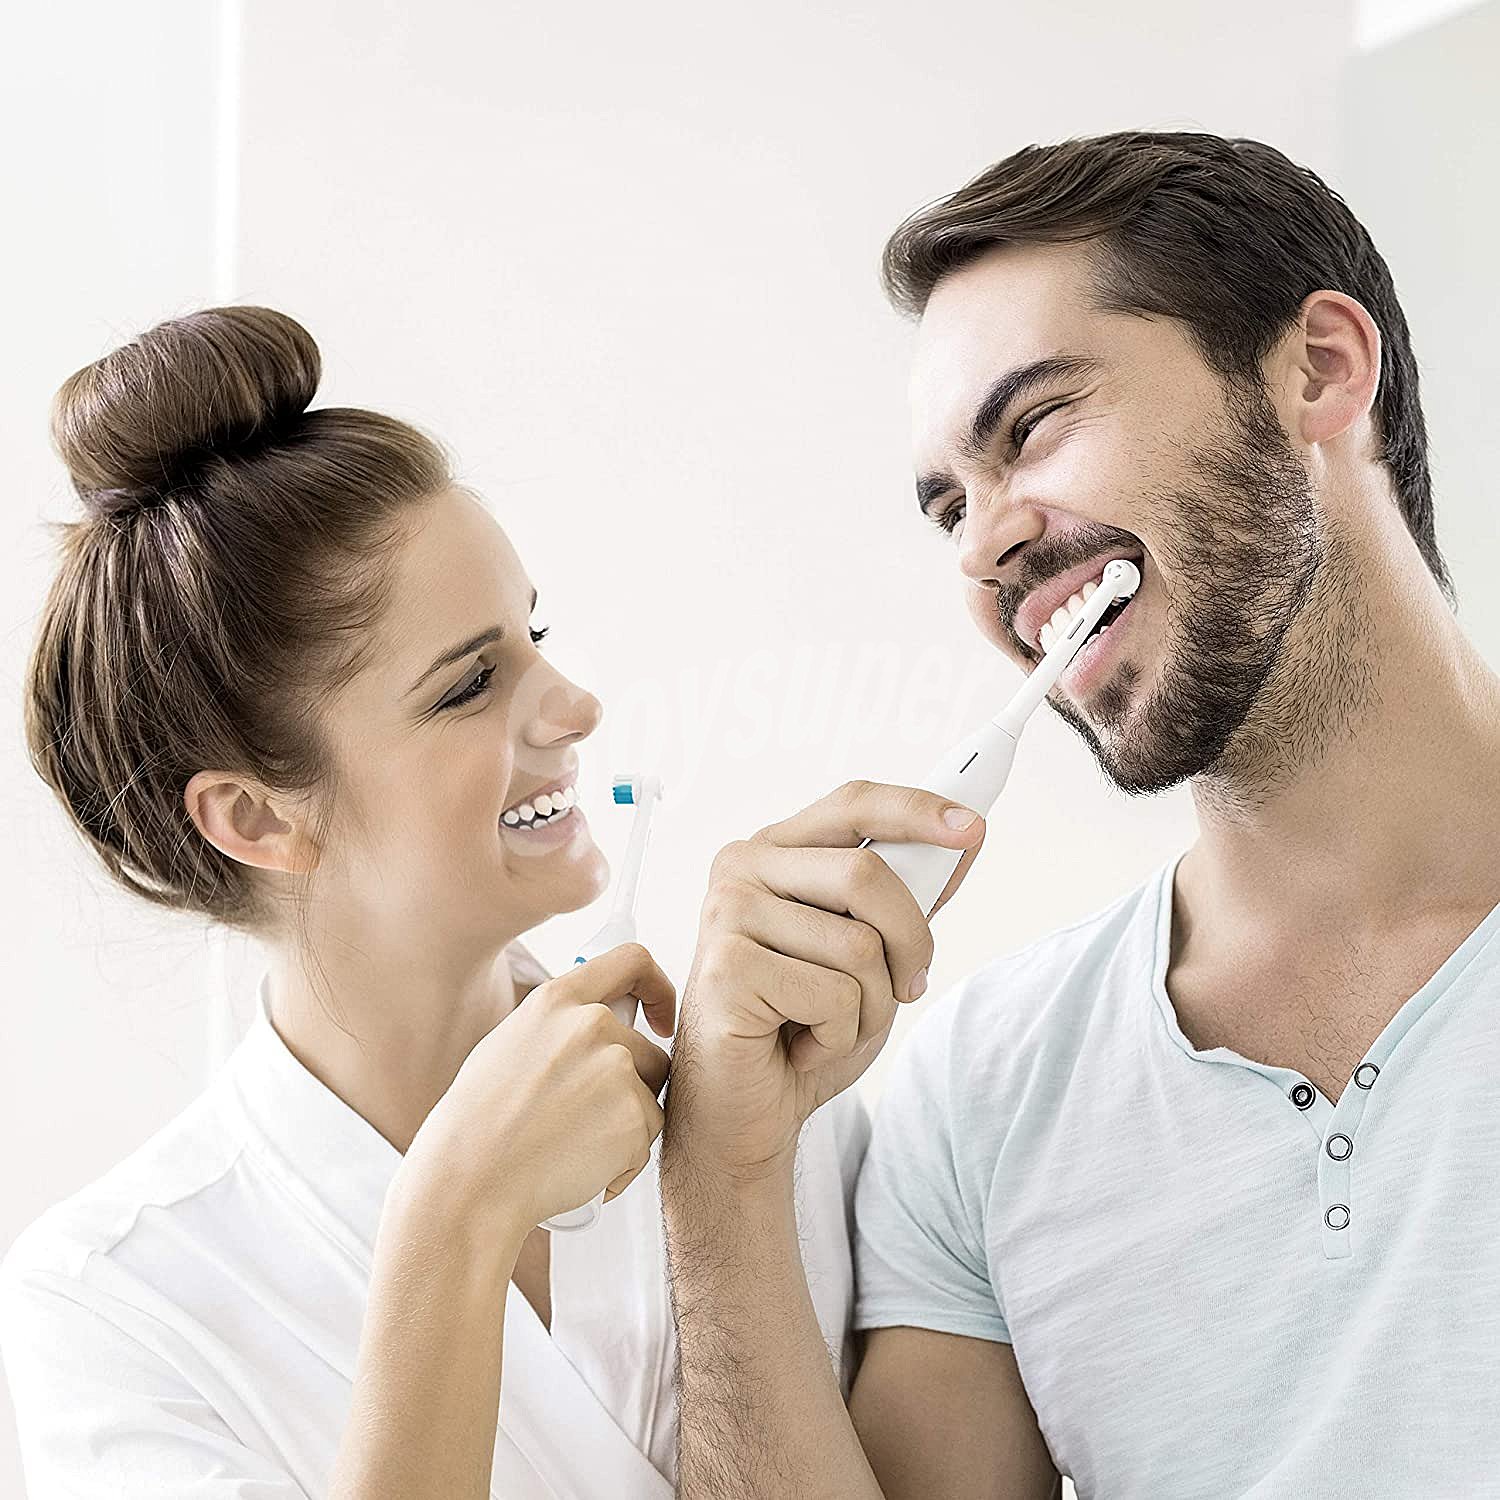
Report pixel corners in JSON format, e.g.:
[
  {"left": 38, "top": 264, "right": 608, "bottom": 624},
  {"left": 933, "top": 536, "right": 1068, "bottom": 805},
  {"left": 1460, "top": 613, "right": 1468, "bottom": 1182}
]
[{"left": 184, "top": 771, "right": 320, "bottom": 875}]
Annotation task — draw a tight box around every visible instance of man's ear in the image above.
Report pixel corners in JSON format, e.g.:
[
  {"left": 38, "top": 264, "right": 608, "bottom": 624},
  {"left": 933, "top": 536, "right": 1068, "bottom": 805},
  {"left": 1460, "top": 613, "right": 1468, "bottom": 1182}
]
[{"left": 1283, "top": 288, "right": 1383, "bottom": 450}]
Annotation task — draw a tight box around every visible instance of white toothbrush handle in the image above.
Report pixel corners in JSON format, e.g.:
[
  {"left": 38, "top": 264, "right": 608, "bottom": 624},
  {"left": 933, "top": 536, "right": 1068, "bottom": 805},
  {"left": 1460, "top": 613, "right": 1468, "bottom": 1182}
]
[
  {"left": 863, "top": 722, "right": 1020, "bottom": 918},
  {"left": 542, "top": 920, "right": 641, "bottom": 1234},
  {"left": 862, "top": 559, "right": 1141, "bottom": 924}
]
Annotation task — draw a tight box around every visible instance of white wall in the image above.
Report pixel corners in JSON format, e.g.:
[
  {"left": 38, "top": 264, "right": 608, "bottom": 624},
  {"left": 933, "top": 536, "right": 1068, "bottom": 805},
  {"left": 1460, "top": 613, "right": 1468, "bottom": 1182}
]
[
  {"left": 0, "top": 3, "right": 229, "bottom": 1491},
  {"left": 26, "top": 0, "right": 1485, "bottom": 1493},
  {"left": 1356, "top": 0, "right": 1489, "bottom": 46},
  {"left": 227, "top": 0, "right": 1348, "bottom": 1049},
  {"left": 1343, "top": 1, "right": 1500, "bottom": 652}
]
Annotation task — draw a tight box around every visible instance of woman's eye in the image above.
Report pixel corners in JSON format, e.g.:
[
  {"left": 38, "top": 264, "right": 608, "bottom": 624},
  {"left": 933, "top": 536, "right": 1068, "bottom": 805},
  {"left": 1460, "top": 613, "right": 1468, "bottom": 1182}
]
[
  {"left": 438, "top": 626, "right": 546, "bottom": 713},
  {"left": 441, "top": 664, "right": 495, "bottom": 712}
]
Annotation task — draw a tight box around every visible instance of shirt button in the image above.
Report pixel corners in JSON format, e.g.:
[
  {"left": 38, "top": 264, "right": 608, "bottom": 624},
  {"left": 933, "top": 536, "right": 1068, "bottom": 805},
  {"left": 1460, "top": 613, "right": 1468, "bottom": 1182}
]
[
  {"left": 1325, "top": 1204, "right": 1351, "bottom": 1230},
  {"left": 1326, "top": 1133, "right": 1353, "bottom": 1161},
  {"left": 1290, "top": 1082, "right": 1315, "bottom": 1110},
  {"left": 1353, "top": 1062, "right": 1380, "bottom": 1090}
]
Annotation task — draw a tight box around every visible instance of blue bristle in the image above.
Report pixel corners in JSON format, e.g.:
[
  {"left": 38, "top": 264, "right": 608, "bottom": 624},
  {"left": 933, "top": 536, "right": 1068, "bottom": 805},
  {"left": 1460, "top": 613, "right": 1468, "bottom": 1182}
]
[{"left": 612, "top": 779, "right": 635, "bottom": 804}]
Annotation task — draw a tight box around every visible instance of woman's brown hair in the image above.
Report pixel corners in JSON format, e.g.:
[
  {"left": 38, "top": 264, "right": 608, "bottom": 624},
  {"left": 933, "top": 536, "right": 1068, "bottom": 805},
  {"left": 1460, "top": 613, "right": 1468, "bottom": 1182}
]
[
  {"left": 26, "top": 305, "right": 454, "bottom": 935},
  {"left": 881, "top": 130, "right": 1451, "bottom": 603}
]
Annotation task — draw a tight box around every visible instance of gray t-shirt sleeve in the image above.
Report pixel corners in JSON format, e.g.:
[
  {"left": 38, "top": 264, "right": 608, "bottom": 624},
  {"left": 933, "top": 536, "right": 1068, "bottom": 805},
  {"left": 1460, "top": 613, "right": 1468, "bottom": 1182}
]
[{"left": 852, "top": 990, "right": 1010, "bottom": 1344}]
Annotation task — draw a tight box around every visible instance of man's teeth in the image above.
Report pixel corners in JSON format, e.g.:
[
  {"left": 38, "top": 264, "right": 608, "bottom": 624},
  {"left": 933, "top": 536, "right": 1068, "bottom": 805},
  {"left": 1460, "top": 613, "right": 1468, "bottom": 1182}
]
[
  {"left": 501, "top": 784, "right": 578, "bottom": 829},
  {"left": 1037, "top": 579, "right": 1105, "bottom": 654}
]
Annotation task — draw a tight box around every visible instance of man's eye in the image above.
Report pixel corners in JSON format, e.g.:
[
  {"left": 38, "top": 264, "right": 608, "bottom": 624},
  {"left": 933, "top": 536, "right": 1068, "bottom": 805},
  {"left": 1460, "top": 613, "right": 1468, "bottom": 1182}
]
[
  {"left": 934, "top": 501, "right": 965, "bottom": 537},
  {"left": 1009, "top": 400, "right": 1068, "bottom": 452}
]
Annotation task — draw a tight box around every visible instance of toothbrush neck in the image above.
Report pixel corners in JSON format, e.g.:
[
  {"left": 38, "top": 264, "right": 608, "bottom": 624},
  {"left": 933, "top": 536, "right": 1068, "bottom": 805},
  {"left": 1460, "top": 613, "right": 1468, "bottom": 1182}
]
[
  {"left": 610, "top": 804, "right": 654, "bottom": 921},
  {"left": 611, "top": 869, "right": 642, "bottom": 923}
]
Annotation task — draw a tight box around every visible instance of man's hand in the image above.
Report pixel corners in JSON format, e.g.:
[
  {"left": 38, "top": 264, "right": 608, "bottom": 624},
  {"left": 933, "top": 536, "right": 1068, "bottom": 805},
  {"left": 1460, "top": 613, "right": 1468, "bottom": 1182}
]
[{"left": 666, "top": 779, "right": 985, "bottom": 1182}]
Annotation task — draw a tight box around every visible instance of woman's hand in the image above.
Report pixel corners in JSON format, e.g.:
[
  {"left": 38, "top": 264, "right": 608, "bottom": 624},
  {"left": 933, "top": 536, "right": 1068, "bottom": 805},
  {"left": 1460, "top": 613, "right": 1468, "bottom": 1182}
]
[
  {"left": 404, "top": 943, "right": 676, "bottom": 1237},
  {"left": 665, "top": 781, "right": 984, "bottom": 1184}
]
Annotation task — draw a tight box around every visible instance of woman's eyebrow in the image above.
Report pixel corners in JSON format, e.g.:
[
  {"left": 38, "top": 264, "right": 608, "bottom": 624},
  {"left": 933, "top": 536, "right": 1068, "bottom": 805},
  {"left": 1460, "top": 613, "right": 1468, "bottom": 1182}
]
[
  {"left": 407, "top": 626, "right": 504, "bottom": 696},
  {"left": 405, "top": 589, "right": 538, "bottom": 696}
]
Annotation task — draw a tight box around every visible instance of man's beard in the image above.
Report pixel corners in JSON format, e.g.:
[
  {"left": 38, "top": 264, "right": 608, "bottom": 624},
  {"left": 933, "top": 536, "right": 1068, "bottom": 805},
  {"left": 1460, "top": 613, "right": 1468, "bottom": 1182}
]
[{"left": 1040, "top": 377, "right": 1338, "bottom": 799}]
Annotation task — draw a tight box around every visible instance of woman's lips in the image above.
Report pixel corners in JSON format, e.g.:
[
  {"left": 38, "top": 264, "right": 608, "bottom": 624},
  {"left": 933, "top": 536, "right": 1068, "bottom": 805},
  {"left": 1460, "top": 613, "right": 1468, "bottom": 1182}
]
[
  {"left": 499, "top": 802, "right": 585, "bottom": 844},
  {"left": 500, "top": 771, "right": 577, "bottom": 822},
  {"left": 498, "top": 797, "right": 592, "bottom": 855}
]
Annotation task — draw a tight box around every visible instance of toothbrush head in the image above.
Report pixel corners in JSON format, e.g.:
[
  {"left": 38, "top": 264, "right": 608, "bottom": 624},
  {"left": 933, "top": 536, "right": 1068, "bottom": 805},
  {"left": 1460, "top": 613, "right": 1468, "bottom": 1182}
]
[
  {"left": 612, "top": 773, "right": 664, "bottom": 806},
  {"left": 1102, "top": 557, "right": 1141, "bottom": 600},
  {"left": 1036, "top": 557, "right": 1142, "bottom": 665},
  {"left": 992, "top": 557, "right": 1143, "bottom": 736},
  {"left": 1088, "top": 558, "right": 1141, "bottom": 636}
]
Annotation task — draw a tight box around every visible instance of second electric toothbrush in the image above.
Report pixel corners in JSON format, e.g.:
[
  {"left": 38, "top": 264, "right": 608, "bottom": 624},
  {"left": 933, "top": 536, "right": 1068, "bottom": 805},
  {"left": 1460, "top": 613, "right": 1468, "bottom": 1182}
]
[
  {"left": 864, "top": 558, "right": 1141, "bottom": 917},
  {"left": 542, "top": 772, "right": 663, "bottom": 1234}
]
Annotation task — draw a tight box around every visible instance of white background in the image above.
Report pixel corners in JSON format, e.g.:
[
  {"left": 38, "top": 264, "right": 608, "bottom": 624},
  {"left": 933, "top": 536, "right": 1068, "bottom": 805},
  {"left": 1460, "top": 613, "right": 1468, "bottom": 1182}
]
[{"left": 3, "top": 1, "right": 1496, "bottom": 1493}]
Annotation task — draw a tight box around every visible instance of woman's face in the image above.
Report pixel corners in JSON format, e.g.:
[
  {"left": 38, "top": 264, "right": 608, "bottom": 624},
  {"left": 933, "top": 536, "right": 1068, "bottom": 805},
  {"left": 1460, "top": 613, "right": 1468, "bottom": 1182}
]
[{"left": 311, "top": 488, "right": 609, "bottom": 949}]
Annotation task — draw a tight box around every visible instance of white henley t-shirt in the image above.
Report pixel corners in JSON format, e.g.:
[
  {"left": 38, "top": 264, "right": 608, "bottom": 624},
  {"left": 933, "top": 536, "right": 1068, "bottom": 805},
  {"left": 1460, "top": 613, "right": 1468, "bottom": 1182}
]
[{"left": 854, "top": 849, "right": 1500, "bottom": 1498}]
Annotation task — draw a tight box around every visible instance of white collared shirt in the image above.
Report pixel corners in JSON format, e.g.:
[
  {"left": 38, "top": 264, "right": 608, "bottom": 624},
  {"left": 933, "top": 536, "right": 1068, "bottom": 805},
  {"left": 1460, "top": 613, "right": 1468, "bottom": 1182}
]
[{"left": 1, "top": 973, "right": 869, "bottom": 1499}]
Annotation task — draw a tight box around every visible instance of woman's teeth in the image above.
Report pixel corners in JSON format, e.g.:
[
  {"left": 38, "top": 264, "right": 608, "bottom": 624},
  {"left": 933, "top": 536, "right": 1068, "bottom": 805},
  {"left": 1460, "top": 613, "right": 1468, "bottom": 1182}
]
[
  {"left": 1038, "top": 579, "right": 1104, "bottom": 654},
  {"left": 501, "top": 784, "right": 578, "bottom": 831}
]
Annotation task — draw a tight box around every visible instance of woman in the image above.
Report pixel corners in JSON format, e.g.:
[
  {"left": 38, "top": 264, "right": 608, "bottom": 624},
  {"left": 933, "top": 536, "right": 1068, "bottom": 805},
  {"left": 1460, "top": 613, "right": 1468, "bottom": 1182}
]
[{"left": 0, "top": 306, "right": 869, "bottom": 1498}]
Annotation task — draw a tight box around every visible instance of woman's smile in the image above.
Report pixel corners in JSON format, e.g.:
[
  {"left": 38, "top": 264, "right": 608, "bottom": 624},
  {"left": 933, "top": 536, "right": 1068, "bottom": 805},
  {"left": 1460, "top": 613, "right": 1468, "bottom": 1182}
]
[{"left": 499, "top": 770, "right": 594, "bottom": 852}]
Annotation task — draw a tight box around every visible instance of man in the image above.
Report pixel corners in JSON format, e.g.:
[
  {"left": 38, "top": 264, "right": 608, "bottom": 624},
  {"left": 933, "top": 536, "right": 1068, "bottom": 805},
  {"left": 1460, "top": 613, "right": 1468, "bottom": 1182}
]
[{"left": 660, "top": 130, "right": 1500, "bottom": 1497}]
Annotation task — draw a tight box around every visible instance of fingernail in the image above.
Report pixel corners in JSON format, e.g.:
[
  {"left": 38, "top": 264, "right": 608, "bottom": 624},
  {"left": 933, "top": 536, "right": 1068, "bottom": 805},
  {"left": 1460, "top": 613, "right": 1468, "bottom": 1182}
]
[
  {"left": 907, "top": 967, "right": 928, "bottom": 1001},
  {"left": 942, "top": 806, "right": 978, "bottom": 830}
]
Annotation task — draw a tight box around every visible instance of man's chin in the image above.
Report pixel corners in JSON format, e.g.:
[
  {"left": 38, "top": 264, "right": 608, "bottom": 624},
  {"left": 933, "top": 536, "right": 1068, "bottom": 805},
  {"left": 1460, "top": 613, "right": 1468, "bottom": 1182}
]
[{"left": 1049, "top": 672, "right": 1200, "bottom": 798}]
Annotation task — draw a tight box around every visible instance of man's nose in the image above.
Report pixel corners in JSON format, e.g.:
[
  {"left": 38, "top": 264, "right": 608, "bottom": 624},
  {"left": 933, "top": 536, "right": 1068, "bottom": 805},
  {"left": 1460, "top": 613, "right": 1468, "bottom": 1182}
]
[{"left": 956, "top": 487, "right": 1045, "bottom": 589}]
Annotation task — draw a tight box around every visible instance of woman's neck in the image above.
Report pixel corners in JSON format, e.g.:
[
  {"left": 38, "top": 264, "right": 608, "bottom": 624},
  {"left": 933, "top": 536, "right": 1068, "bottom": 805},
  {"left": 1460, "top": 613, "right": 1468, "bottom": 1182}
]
[{"left": 264, "top": 936, "right": 522, "bottom": 1155}]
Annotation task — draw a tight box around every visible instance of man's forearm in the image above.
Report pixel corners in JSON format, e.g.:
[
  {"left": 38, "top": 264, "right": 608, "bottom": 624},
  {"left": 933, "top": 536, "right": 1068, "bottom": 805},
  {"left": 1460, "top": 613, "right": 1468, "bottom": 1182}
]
[{"left": 661, "top": 1149, "right": 884, "bottom": 1500}]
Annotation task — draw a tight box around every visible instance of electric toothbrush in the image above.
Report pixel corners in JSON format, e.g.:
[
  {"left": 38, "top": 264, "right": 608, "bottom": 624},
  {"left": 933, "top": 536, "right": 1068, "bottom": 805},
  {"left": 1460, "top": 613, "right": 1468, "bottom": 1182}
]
[
  {"left": 542, "top": 772, "right": 664, "bottom": 1234},
  {"left": 864, "top": 558, "right": 1141, "bottom": 917}
]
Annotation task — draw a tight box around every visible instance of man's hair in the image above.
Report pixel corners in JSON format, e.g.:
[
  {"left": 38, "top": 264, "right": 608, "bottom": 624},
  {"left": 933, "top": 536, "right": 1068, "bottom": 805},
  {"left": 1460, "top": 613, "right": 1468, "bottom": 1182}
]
[{"left": 882, "top": 130, "right": 1451, "bottom": 602}]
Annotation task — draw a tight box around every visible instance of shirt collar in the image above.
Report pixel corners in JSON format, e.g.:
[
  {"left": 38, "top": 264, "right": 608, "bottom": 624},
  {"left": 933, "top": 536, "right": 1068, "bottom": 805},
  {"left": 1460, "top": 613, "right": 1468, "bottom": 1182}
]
[{"left": 222, "top": 969, "right": 403, "bottom": 1258}]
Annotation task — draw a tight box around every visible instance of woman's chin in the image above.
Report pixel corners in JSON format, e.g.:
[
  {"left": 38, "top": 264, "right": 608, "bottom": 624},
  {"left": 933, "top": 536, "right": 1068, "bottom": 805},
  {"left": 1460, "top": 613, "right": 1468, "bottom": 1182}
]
[
  {"left": 498, "top": 805, "right": 610, "bottom": 910},
  {"left": 554, "top": 845, "right": 611, "bottom": 912}
]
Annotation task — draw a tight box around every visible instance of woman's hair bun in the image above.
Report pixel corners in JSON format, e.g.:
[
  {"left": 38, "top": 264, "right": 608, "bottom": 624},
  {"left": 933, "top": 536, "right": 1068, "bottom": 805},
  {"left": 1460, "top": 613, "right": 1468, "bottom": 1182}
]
[{"left": 51, "top": 305, "right": 322, "bottom": 521}]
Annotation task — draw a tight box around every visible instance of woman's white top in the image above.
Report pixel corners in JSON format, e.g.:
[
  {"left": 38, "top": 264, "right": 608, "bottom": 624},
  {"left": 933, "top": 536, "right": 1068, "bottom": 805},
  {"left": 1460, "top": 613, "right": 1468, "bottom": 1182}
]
[{"left": 1, "top": 972, "right": 870, "bottom": 1499}]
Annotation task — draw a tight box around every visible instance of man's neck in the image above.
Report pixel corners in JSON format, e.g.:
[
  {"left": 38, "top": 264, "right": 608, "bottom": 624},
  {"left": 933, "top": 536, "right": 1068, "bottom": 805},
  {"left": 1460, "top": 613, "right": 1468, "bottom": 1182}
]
[{"left": 1179, "top": 548, "right": 1500, "bottom": 949}]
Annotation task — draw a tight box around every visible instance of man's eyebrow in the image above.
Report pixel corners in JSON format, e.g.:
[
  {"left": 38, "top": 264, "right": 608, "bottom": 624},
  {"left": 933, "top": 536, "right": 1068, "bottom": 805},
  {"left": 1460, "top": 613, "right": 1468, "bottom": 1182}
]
[
  {"left": 407, "top": 589, "right": 539, "bottom": 697},
  {"left": 916, "top": 473, "right": 955, "bottom": 516},
  {"left": 963, "top": 353, "right": 1103, "bottom": 460},
  {"left": 917, "top": 353, "right": 1104, "bottom": 516}
]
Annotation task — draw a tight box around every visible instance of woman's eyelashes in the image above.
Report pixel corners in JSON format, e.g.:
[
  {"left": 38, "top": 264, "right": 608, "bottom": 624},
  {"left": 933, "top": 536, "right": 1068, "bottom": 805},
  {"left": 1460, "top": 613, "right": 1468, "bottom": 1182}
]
[
  {"left": 438, "top": 625, "right": 551, "bottom": 713},
  {"left": 441, "top": 664, "right": 495, "bottom": 711},
  {"left": 931, "top": 400, "right": 1071, "bottom": 536}
]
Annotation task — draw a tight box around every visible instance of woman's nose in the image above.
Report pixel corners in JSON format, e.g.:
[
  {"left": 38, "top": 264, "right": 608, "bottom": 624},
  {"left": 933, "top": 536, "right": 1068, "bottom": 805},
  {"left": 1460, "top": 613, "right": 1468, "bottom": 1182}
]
[{"left": 525, "top": 677, "right": 603, "bottom": 747}]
